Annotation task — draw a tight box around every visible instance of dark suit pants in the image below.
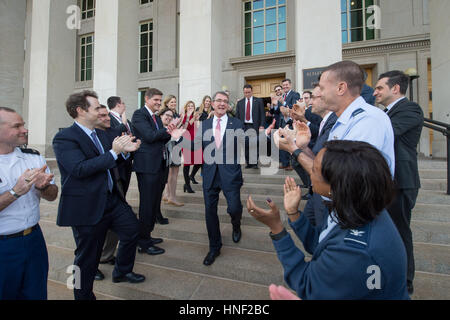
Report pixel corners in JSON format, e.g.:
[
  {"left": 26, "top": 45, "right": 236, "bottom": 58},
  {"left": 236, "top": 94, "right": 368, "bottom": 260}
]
[
  {"left": 203, "top": 171, "right": 242, "bottom": 252},
  {"left": 292, "top": 156, "right": 311, "bottom": 187},
  {"left": 244, "top": 124, "right": 259, "bottom": 165},
  {"left": 136, "top": 171, "right": 165, "bottom": 247},
  {"left": 387, "top": 188, "right": 419, "bottom": 287},
  {"left": 71, "top": 192, "right": 139, "bottom": 300}
]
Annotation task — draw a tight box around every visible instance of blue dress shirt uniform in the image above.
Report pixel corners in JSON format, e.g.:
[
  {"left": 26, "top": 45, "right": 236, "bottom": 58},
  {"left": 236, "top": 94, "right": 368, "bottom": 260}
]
[
  {"left": 273, "top": 210, "right": 409, "bottom": 299},
  {"left": 328, "top": 96, "right": 395, "bottom": 176},
  {"left": 0, "top": 148, "right": 54, "bottom": 300}
]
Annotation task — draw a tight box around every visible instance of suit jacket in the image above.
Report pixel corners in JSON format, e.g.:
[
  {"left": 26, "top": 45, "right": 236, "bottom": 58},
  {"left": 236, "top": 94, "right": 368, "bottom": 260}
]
[
  {"left": 274, "top": 210, "right": 409, "bottom": 300},
  {"left": 103, "top": 127, "right": 133, "bottom": 194},
  {"left": 279, "top": 90, "right": 301, "bottom": 109},
  {"left": 361, "top": 84, "right": 376, "bottom": 106},
  {"left": 387, "top": 98, "right": 424, "bottom": 189},
  {"left": 109, "top": 113, "right": 132, "bottom": 134},
  {"left": 236, "top": 97, "right": 266, "bottom": 130},
  {"left": 52, "top": 123, "right": 125, "bottom": 227},
  {"left": 131, "top": 107, "right": 171, "bottom": 174},
  {"left": 192, "top": 117, "right": 244, "bottom": 191}
]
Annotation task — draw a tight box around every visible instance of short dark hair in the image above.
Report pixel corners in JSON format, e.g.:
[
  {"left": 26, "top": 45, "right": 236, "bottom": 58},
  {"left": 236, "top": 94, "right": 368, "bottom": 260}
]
[
  {"left": 212, "top": 91, "right": 229, "bottom": 101},
  {"left": 99, "top": 104, "right": 107, "bottom": 110},
  {"left": 107, "top": 96, "right": 122, "bottom": 110},
  {"left": 303, "top": 90, "right": 312, "bottom": 97},
  {"left": 0, "top": 107, "right": 17, "bottom": 124},
  {"left": 282, "top": 78, "right": 292, "bottom": 84},
  {"left": 145, "top": 88, "right": 163, "bottom": 98},
  {"left": 274, "top": 85, "right": 282, "bottom": 90},
  {"left": 321, "top": 140, "right": 394, "bottom": 229},
  {"left": 158, "top": 107, "right": 174, "bottom": 117},
  {"left": 323, "top": 61, "right": 364, "bottom": 96},
  {"left": 66, "top": 90, "right": 98, "bottom": 119},
  {"left": 243, "top": 84, "right": 253, "bottom": 90},
  {"left": 378, "top": 70, "right": 409, "bottom": 95}
]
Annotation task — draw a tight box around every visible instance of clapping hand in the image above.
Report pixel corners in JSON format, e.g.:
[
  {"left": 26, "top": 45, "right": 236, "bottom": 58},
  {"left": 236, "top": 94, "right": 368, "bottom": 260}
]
[
  {"left": 293, "top": 121, "right": 311, "bottom": 150},
  {"left": 12, "top": 167, "right": 46, "bottom": 196},
  {"left": 33, "top": 165, "right": 54, "bottom": 190},
  {"left": 246, "top": 196, "right": 283, "bottom": 234},
  {"left": 291, "top": 102, "right": 307, "bottom": 122},
  {"left": 283, "top": 177, "right": 302, "bottom": 216},
  {"left": 113, "top": 135, "right": 141, "bottom": 154},
  {"left": 169, "top": 127, "right": 186, "bottom": 141},
  {"left": 274, "top": 127, "right": 297, "bottom": 153},
  {"left": 269, "top": 285, "right": 301, "bottom": 300}
]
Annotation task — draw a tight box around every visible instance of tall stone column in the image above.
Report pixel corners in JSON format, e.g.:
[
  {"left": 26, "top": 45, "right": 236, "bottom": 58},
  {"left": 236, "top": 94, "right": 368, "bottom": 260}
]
[
  {"left": 294, "top": 0, "right": 342, "bottom": 90},
  {"left": 429, "top": 0, "right": 450, "bottom": 158},
  {"left": 93, "top": 0, "right": 138, "bottom": 111},
  {"left": 179, "top": 0, "right": 222, "bottom": 105}
]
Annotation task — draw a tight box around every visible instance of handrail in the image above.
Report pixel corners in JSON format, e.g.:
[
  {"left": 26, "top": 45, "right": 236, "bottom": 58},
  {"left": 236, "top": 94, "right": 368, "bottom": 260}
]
[{"left": 424, "top": 117, "right": 449, "bottom": 195}]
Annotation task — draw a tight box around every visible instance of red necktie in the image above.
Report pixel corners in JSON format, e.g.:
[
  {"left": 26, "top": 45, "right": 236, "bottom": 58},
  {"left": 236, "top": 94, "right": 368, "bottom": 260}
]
[
  {"left": 245, "top": 99, "right": 251, "bottom": 121},
  {"left": 215, "top": 118, "right": 222, "bottom": 148},
  {"left": 152, "top": 114, "right": 159, "bottom": 129}
]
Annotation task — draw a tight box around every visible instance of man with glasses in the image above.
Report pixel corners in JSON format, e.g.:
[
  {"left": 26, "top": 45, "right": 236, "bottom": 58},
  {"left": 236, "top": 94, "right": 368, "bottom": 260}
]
[{"left": 173, "top": 92, "right": 244, "bottom": 266}]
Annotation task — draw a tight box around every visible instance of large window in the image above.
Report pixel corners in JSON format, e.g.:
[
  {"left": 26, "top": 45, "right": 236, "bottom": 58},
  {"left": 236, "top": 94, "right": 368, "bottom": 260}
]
[
  {"left": 243, "top": 0, "right": 287, "bottom": 56},
  {"left": 341, "top": 0, "right": 375, "bottom": 43},
  {"left": 140, "top": 21, "right": 153, "bottom": 73},
  {"left": 81, "top": 0, "right": 95, "bottom": 20},
  {"left": 80, "top": 34, "right": 94, "bottom": 81}
]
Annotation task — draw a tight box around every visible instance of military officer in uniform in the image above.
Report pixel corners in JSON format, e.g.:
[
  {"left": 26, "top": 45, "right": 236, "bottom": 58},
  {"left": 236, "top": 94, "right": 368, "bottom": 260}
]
[{"left": 0, "top": 107, "right": 58, "bottom": 300}]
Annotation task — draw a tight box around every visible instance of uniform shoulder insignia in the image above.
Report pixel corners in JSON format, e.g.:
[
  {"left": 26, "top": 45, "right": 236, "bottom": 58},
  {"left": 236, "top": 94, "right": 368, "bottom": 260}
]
[
  {"left": 344, "top": 224, "right": 371, "bottom": 249},
  {"left": 20, "top": 148, "right": 40, "bottom": 155},
  {"left": 351, "top": 108, "right": 365, "bottom": 118}
]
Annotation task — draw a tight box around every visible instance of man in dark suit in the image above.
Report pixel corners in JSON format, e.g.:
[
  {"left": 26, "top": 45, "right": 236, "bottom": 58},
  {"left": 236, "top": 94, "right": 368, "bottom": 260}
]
[
  {"left": 177, "top": 91, "right": 244, "bottom": 266},
  {"left": 52, "top": 90, "right": 145, "bottom": 300},
  {"left": 131, "top": 88, "right": 171, "bottom": 256},
  {"left": 236, "top": 84, "right": 265, "bottom": 168},
  {"left": 374, "top": 70, "right": 424, "bottom": 295},
  {"left": 280, "top": 78, "right": 301, "bottom": 109},
  {"left": 107, "top": 96, "right": 133, "bottom": 195}
]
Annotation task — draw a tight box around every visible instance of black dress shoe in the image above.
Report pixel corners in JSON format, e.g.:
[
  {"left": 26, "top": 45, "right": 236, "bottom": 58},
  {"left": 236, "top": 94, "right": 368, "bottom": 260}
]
[
  {"left": 99, "top": 257, "right": 116, "bottom": 265},
  {"left": 190, "top": 175, "right": 199, "bottom": 184},
  {"left": 203, "top": 251, "right": 220, "bottom": 266},
  {"left": 245, "top": 164, "right": 252, "bottom": 169},
  {"left": 407, "top": 282, "right": 414, "bottom": 295},
  {"left": 95, "top": 269, "right": 105, "bottom": 281},
  {"left": 138, "top": 245, "right": 165, "bottom": 255},
  {"left": 232, "top": 227, "right": 242, "bottom": 243},
  {"left": 112, "top": 272, "right": 145, "bottom": 284},
  {"left": 150, "top": 237, "right": 163, "bottom": 245},
  {"left": 156, "top": 216, "right": 169, "bottom": 225}
]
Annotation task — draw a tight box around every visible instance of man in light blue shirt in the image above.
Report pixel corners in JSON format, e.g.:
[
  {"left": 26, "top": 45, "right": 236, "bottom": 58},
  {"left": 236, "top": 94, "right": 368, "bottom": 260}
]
[{"left": 278, "top": 60, "right": 395, "bottom": 178}]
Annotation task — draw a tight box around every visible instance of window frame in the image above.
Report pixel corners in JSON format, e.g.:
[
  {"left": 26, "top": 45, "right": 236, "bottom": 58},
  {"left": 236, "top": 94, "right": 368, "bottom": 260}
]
[
  {"left": 341, "top": 0, "right": 376, "bottom": 44},
  {"left": 79, "top": 33, "right": 94, "bottom": 82},
  {"left": 139, "top": 20, "right": 154, "bottom": 74},
  {"left": 80, "top": 0, "right": 96, "bottom": 20},
  {"left": 242, "top": 0, "right": 287, "bottom": 57}
]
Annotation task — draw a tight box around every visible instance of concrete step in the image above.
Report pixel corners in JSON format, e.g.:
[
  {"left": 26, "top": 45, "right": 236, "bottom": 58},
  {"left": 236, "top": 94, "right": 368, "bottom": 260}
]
[
  {"left": 412, "top": 203, "right": 450, "bottom": 223},
  {"left": 41, "top": 220, "right": 283, "bottom": 288},
  {"left": 40, "top": 215, "right": 450, "bottom": 277},
  {"left": 418, "top": 159, "right": 447, "bottom": 170},
  {"left": 40, "top": 199, "right": 450, "bottom": 246},
  {"left": 40, "top": 219, "right": 450, "bottom": 300},
  {"left": 47, "top": 245, "right": 270, "bottom": 300},
  {"left": 416, "top": 190, "right": 450, "bottom": 205}
]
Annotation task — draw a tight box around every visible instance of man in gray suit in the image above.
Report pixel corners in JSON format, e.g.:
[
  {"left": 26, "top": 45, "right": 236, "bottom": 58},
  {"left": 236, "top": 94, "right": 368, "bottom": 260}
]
[
  {"left": 374, "top": 70, "right": 424, "bottom": 295},
  {"left": 236, "top": 84, "right": 265, "bottom": 169}
]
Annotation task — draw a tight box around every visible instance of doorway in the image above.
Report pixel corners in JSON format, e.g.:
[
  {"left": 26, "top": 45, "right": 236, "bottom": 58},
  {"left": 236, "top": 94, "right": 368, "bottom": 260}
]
[{"left": 245, "top": 74, "right": 285, "bottom": 112}]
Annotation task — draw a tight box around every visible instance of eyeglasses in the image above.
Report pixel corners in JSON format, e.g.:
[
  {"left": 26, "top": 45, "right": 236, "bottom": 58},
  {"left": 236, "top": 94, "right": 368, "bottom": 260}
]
[{"left": 214, "top": 99, "right": 229, "bottom": 104}]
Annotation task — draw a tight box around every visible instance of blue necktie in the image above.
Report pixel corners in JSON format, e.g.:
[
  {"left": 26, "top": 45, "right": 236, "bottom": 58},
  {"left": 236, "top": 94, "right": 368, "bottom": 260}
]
[{"left": 91, "top": 131, "right": 114, "bottom": 193}]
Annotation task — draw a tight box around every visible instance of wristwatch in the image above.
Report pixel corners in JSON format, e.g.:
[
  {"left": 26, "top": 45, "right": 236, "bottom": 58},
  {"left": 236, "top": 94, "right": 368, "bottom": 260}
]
[
  {"left": 292, "top": 148, "right": 303, "bottom": 159},
  {"left": 9, "top": 189, "right": 21, "bottom": 199},
  {"left": 269, "top": 228, "right": 288, "bottom": 241}
]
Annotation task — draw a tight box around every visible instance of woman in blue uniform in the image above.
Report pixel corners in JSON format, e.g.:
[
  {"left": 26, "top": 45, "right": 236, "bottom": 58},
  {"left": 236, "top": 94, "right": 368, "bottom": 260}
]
[{"left": 247, "top": 140, "right": 409, "bottom": 300}]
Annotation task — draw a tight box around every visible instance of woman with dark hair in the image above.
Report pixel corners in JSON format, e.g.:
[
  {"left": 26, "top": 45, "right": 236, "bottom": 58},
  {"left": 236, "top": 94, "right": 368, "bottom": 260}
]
[
  {"left": 160, "top": 107, "right": 185, "bottom": 208},
  {"left": 247, "top": 140, "right": 409, "bottom": 300}
]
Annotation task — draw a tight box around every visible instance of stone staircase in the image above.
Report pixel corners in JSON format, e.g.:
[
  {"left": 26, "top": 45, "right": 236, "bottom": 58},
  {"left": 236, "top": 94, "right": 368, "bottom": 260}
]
[{"left": 41, "top": 158, "right": 450, "bottom": 300}]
